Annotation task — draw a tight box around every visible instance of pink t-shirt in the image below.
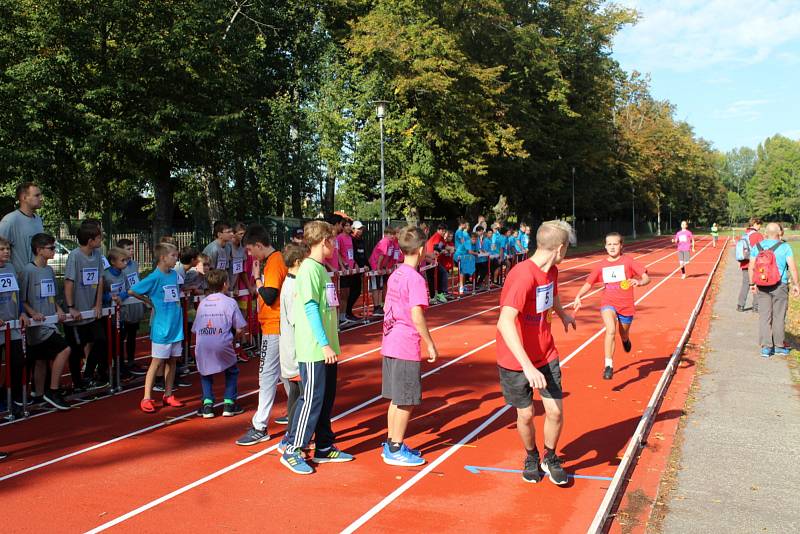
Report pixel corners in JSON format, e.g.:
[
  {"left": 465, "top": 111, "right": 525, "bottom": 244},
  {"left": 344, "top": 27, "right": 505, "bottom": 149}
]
[
  {"left": 324, "top": 233, "right": 341, "bottom": 272},
  {"left": 382, "top": 264, "right": 429, "bottom": 361},
  {"left": 675, "top": 230, "right": 694, "bottom": 252},
  {"left": 370, "top": 237, "right": 392, "bottom": 270},
  {"left": 192, "top": 293, "right": 247, "bottom": 376},
  {"left": 337, "top": 233, "right": 355, "bottom": 269}
]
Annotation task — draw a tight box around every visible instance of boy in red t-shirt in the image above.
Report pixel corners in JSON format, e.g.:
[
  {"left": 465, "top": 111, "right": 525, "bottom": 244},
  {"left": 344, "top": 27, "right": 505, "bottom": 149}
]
[
  {"left": 496, "top": 221, "right": 576, "bottom": 485},
  {"left": 573, "top": 232, "right": 650, "bottom": 381}
]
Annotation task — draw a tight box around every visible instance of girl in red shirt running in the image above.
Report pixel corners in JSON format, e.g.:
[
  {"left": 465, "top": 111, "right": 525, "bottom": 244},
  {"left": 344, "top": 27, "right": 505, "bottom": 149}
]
[{"left": 573, "top": 232, "right": 650, "bottom": 380}]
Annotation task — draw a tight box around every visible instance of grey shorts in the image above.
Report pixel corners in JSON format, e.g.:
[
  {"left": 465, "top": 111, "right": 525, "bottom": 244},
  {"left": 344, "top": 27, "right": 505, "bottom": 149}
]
[
  {"left": 382, "top": 356, "right": 422, "bottom": 406},
  {"left": 678, "top": 250, "right": 691, "bottom": 263},
  {"left": 498, "top": 359, "right": 563, "bottom": 408}
]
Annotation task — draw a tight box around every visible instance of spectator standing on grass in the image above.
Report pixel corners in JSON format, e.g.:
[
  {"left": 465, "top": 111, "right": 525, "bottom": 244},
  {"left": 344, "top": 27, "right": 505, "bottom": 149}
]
[
  {"left": 749, "top": 222, "right": 800, "bottom": 358},
  {"left": 0, "top": 182, "right": 44, "bottom": 275},
  {"left": 737, "top": 218, "right": 763, "bottom": 313}
]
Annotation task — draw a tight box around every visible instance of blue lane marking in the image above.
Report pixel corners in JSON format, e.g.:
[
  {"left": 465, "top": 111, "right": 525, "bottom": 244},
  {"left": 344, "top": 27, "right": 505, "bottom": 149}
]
[{"left": 464, "top": 465, "right": 613, "bottom": 481}]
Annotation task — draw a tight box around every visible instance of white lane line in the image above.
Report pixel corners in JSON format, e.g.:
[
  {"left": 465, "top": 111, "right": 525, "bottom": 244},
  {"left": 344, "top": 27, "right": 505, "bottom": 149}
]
[{"left": 337, "top": 239, "right": 716, "bottom": 532}]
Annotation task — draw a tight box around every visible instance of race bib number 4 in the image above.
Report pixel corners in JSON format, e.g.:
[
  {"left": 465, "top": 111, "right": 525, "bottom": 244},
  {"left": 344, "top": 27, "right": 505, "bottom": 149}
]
[
  {"left": 0, "top": 273, "right": 19, "bottom": 293},
  {"left": 602, "top": 264, "right": 627, "bottom": 284},
  {"left": 536, "top": 282, "right": 554, "bottom": 314},
  {"left": 163, "top": 284, "right": 180, "bottom": 303},
  {"left": 232, "top": 258, "right": 244, "bottom": 274},
  {"left": 40, "top": 278, "right": 56, "bottom": 298},
  {"left": 81, "top": 268, "right": 99, "bottom": 286},
  {"left": 325, "top": 282, "right": 340, "bottom": 307}
]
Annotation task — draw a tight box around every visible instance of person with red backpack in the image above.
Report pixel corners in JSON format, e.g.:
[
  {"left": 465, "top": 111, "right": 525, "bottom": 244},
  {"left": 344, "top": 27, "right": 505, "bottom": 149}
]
[
  {"left": 737, "top": 218, "right": 763, "bottom": 312},
  {"left": 749, "top": 222, "right": 799, "bottom": 358}
]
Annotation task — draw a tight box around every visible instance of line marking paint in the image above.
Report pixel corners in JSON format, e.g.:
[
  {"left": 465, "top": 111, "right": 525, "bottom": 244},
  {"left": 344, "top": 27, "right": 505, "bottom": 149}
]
[{"left": 463, "top": 465, "right": 613, "bottom": 481}]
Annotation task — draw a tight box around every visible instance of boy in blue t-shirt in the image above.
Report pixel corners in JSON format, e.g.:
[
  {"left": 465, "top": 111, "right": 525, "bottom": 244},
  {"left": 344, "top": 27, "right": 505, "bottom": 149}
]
[
  {"left": 455, "top": 233, "right": 478, "bottom": 294},
  {"left": 129, "top": 242, "right": 185, "bottom": 413},
  {"left": 475, "top": 229, "right": 490, "bottom": 289}
]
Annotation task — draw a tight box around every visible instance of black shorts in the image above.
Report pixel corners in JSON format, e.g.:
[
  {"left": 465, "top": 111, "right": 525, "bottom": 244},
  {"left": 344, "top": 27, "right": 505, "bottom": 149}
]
[
  {"left": 498, "top": 359, "right": 563, "bottom": 408},
  {"left": 340, "top": 273, "right": 360, "bottom": 290},
  {"left": 381, "top": 356, "right": 422, "bottom": 406},
  {"left": 28, "top": 333, "right": 69, "bottom": 361}
]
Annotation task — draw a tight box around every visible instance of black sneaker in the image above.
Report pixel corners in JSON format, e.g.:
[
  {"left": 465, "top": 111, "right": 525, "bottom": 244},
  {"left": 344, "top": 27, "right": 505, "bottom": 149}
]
[
  {"left": 43, "top": 389, "right": 72, "bottom": 411},
  {"left": 345, "top": 313, "right": 361, "bottom": 323},
  {"left": 541, "top": 451, "right": 568, "bottom": 485},
  {"left": 197, "top": 404, "right": 215, "bottom": 418},
  {"left": 603, "top": 366, "right": 613, "bottom": 380},
  {"left": 236, "top": 427, "right": 270, "bottom": 446},
  {"left": 223, "top": 402, "right": 244, "bottom": 417},
  {"left": 153, "top": 378, "right": 165, "bottom": 392},
  {"left": 175, "top": 378, "right": 192, "bottom": 388},
  {"left": 177, "top": 365, "right": 190, "bottom": 377},
  {"left": 622, "top": 339, "right": 632, "bottom": 353},
  {"left": 736, "top": 305, "right": 744, "bottom": 312},
  {"left": 88, "top": 377, "right": 110, "bottom": 390},
  {"left": 522, "top": 452, "right": 542, "bottom": 483},
  {"left": 71, "top": 379, "right": 90, "bottom": 394},
  {"left": 372, "top": 306, "right": 384, "bottom": 317},
  {"left": 0, "top": 451, "right": 8, "bottom": 460},
  {"left": 128, "top": 364, "right": 147, "bottom": 376}
]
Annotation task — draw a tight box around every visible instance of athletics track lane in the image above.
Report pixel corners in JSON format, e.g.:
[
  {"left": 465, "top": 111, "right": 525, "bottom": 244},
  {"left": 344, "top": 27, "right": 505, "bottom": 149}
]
[{"left": 0, "top": 237, "right": 682, "bottom": 532}]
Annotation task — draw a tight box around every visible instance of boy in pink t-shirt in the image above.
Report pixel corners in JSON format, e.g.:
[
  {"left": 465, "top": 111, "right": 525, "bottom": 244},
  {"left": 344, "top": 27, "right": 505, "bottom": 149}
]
[
  {"left": 336, "top": 220, "right": 357, "bottom": 325},
  {"left": 380, "top": 226, "right": 438, "bottom": 467},
  {"left": 672, "top": 220, "right": 695, "bottom": 279},
  {"left": 368, "top": 227, "right": 396, "bottom": 317}
]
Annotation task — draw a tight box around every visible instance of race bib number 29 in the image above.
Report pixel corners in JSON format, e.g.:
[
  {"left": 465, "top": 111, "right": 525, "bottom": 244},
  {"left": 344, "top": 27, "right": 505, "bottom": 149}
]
[{"left": 0, "top": 273, "right": 19, "bottom": 293}]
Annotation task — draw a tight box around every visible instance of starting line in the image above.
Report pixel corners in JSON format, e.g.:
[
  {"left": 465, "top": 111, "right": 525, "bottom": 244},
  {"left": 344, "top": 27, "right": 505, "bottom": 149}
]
[{"left": 464, "top": 465, "right": 613, "bottom": 481}]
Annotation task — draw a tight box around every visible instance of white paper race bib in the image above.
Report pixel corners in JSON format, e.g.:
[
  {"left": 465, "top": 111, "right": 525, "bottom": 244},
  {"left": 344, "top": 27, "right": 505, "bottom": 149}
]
[
  {"left": 536, "top": 282, "right": 554, "bottom": 314},
  {"left": 347, "top": 249, "right": 354, "bottom": 261},
  {"left": 110, "top": 282, "right": 124, "bottom": 295},
  {"left": 393, "top": 249, "right": 400, "bottom": 261},
  {"left": 101, "top": 256, "right": 110, "bottom": 270},
  {"left": 126, "top": 272, "right": 140, "bottom": 287},
  {"left": 232, "top": 258, "right": 244, "bottom": 274},
  {"left": 387, "top": 245, "right": 394, "bottom": 257},
  {"left": 81, "top": 268, "right": 99, "bottom": 286},
  {"left": 0, "top": 273, "right": 19, "bottom": 293},
  {"left": 678, "top": 235, "right": 688, "bottom": 243},
  {"left": 163, "top": 284, "right": 180, "bottom": 302},
  {"left": 40, "top": 278, "right": 56, "bottom": 298},
  {"left": 325, "top": 282, "right": 339, "bottom": 307},
  {"left": 216, "top": 258, "right": 228, "bottom": 270},
  {"left": 602, "top": 264, "right": 627, "bottom": 284}
]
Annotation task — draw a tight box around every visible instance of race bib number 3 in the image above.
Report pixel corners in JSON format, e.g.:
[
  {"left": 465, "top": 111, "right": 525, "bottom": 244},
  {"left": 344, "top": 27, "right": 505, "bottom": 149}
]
[
  {"left": 602, "top": 264, "right": 627, "bottom": 284},
  {"left": 0, "top": 273, "right": 19, "bottom": 293},
  {"left": 40, "top": 278, "right": 56, "bottom": 298},
  {"left": 163, "top": 285, "right": 180, "bottom": 303},
  {"left": 325, "top": 282, "right": 340, "bottom": 307},
  {"left": 535, "top": 282, "right": 554, "bottom": 314},
  {"left": 232, "top": 258, "right": 244, "bottom": 274},
  {"left": 81, "top": 268, "right": 99, "bottom": 286}
]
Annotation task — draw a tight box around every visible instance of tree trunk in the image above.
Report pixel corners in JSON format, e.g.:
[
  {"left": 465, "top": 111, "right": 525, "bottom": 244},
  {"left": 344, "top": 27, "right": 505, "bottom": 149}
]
[
  {"left": 152, "top": 162, "right": 174, "bottom": 247},
  {"left": 324, "top": 171, "right": 335, "bottom": 217},
  {"left": 291, "top": 178, "right": 303, "bottom": 218},
  {"left": 203, "top": 168, "right": 225, "bottom": 230},
  {"left": 656, "top": 195, "right": 662, "bottom": 236}
]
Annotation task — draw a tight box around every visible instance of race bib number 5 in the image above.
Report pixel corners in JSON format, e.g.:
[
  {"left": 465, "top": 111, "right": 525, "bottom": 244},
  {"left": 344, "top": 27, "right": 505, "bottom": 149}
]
[
  {"left": 0, "top": 273, "right": 19, "bottom": 293},
  {"left": 81, "top": 268, "right": 99, "bottom": 286},
  {"left": 163, "top": 285, "right": 180, "bottom": 303},
  {"left": 536, "top": 282, "right": 554, "bottom": 314},
  {"left": 325, "top": 282, "right": 340, "bottom": 307}
]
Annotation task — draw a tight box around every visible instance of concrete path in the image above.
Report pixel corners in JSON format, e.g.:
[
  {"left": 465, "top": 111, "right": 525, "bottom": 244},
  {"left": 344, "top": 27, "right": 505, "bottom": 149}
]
[{"left": 662, "top": 251, "right": 800, "bottom": 533}]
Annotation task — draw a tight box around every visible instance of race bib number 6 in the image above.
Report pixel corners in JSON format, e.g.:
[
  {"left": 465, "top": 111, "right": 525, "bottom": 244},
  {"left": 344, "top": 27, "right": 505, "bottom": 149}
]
[
  {"left": 163, "top": 284, "right": 180, "bottom": 303},
  {"left": 536, "top": 282, "right": 554, "bottom": 314},
  {"left": 81, "top": 268, "right": 99, "bottom": 286},
  {"left": 0, "top": 273, "right": 19, "bottom": 293}
]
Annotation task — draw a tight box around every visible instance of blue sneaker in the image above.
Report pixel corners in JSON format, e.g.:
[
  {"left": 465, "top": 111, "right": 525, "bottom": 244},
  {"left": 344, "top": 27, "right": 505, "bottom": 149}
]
[
  {"left": 775, "top": 346, "right": 791, "bottom": 356},
  {"left": 312, "top": 446, "right": 354, "bottom": 464},
  {"left": 280, "top": 450, "right": 313, "bottom": 475},
  {"left": 381, "top": 442, "right": 425, "bottom": 467},
  {"left": 277, "top": 439, "right": 288, "bottom": 454},
  {"left": 402, "top": 443, "right": 421, "bottom": 457},
  {"left": 760, "top": 347, "right": 774, "bottom": 358}
]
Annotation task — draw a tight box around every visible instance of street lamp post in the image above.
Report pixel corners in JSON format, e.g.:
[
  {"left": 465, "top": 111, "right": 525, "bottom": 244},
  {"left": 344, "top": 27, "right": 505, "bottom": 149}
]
[
  {"left": 571, "top": 166, "right": 576, "bottom": 242},
  {"left": 373, "top": 100, "right": 389, "bottom": 234},
  {"left": 631, "top": 182, "right": 637, "bottom": 240}
]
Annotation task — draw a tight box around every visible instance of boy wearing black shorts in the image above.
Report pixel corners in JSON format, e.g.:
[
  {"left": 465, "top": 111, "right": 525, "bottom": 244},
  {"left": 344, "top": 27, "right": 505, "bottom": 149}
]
[{"left": 496, "top": 221, "right": 576, "bottom": 485}]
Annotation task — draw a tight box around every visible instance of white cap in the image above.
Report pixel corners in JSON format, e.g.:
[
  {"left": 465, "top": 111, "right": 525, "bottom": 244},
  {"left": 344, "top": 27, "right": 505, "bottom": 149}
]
[{"left": 352, "top": 220, "right": 364, "bottom": 229}]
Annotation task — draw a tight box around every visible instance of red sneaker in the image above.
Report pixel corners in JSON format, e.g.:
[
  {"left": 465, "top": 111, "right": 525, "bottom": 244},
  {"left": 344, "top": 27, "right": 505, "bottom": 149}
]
[
  {"left": 140, "top": 398, "right": 157, "bottom": 413},
  {"left": 163, "top": 395, "right": 184, "bottom": 407}
]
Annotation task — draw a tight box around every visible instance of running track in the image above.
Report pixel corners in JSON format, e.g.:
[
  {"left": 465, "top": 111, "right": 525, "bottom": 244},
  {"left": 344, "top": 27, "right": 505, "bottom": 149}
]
[{"left": 0, "top": 237, "right": 723, "bottom": 533}]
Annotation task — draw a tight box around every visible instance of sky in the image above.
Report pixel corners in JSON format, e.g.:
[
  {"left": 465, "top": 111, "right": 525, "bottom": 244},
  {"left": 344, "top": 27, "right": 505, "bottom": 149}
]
[{"left": 611, "top": 0, "right": 800, "bottom": 152}]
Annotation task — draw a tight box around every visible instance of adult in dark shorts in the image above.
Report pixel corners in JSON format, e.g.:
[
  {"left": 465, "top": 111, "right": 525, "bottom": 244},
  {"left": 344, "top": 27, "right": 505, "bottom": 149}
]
[{"left": 496, "top": 221, "right": 576, "bottom": 486}]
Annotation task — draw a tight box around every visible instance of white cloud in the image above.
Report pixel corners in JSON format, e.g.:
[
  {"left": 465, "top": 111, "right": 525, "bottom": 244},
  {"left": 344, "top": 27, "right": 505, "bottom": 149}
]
[
  {"left": 782, "top": 129, "right": 800, "bottom": 140},
  {"left": 612, "top": 0, "right": 800, "bottom": 72},
  {"left": 714, "top": 99, "right": 770, "bottom": 121}
]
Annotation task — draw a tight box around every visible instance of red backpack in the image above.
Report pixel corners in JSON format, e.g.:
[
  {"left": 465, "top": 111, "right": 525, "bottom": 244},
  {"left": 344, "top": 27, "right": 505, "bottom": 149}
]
[{"left": 753, "top": 242, "right": 784, "bottom": 286}]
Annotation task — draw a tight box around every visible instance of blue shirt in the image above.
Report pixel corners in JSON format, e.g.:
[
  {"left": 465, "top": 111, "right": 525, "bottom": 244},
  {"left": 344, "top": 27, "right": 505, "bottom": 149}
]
[
  {"left": 476, "top": 238, "right": 488, "bottom": 263},
  {"left": 493, "top": 234, "right": 507, "bottom": 259},
  {"left": 750, "top": 239, "right": 794, "bottom": 284},
  {"left": 520, "top": 232, "right": 529, "bottom": 251},
  {"left": 131, "top": 268, "right": 184, "bottom": 344},
  {"left": 454, "top": 229, "right": 468, "bottom": 250},
  {"left": 507, "top": 236, "right": 518, "bottom": 255}
]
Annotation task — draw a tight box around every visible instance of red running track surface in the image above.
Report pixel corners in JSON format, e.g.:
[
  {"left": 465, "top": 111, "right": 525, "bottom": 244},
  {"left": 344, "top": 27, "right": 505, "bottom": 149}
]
[{"left": 0, "top": 237, "right": 723, "bottom": 533}]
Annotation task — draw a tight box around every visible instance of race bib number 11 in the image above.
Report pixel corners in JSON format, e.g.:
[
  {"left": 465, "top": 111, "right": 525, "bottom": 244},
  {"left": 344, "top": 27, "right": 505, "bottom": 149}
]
[{"left": 40, "top": 278, "right": 56, "bottom": 298}]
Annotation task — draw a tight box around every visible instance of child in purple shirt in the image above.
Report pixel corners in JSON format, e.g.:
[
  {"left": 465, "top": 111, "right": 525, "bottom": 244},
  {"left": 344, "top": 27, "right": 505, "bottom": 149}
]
[
  {"left": 672, "top": 220, "right": 695, "bottom": 279},
  {"left": 192, "top": 269, "right": 247, "bottom": 418},
  {"left": 380, "top": 226, "right": 439, "bottom": 467}
]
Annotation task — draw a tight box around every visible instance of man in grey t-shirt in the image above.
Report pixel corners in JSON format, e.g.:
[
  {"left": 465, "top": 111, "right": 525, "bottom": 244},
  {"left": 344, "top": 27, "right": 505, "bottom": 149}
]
[
  {"left": 202, "top": 221, "right": 233, "bottom": 273},
  {"left": 0, "top": 182, "right": 44, "bottom": 275}
]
